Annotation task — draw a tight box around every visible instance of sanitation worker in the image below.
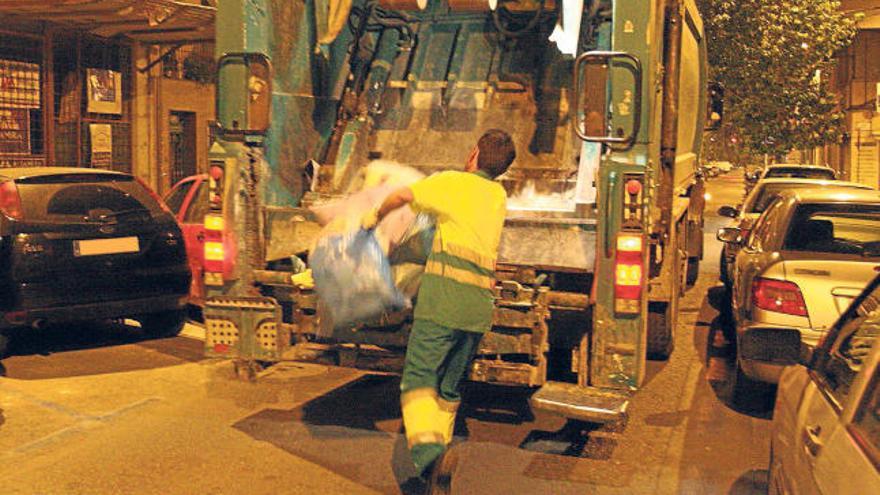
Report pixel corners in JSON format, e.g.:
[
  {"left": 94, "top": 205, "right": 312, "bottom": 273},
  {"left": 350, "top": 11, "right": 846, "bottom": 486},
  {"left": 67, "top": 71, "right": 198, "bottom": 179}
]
[{"left": 362, "top": 129, "right": 515, "bottom": 493}]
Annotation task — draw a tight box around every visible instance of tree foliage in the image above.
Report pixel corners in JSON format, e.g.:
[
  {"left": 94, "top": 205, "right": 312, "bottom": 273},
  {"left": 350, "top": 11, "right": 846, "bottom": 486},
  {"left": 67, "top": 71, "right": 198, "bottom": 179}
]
[{"left": 698, "top": 0, "right": 859, "bottom": 158}]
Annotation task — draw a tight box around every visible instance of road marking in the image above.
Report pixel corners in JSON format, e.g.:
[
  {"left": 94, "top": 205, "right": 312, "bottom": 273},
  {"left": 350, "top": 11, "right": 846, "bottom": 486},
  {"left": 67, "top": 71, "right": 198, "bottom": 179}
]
[
  {"left": 652, "top": 322, "right": 706, "bottom": 493},
  {"left": 2, "top": 396, "right": 162, "bottom": 458}
]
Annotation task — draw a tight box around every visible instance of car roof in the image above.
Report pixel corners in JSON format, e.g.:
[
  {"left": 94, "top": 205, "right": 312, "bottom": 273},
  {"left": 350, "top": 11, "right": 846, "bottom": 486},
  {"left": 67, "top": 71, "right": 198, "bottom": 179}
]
[
  {"left": 767, "top": 164, "right": 833, "bottom": 170},
  {"left": 755, "top": 177, "right": 855, "bottom": 187},
  {"left": 0, "top": 167, "right": 130, "bottom": 181},
  {"left": 776, "top": 185, "right": 880, "bottom": 204}
]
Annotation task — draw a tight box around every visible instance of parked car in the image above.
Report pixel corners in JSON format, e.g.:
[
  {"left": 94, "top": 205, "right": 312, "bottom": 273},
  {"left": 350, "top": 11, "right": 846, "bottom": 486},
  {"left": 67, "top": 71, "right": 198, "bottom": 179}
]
[
  {"left": 164, "top": 174, "right": 209, "bottom": 306},
  {"left": 0, "top": 167, "right": 191, "bottom": 357},
  {"left": 754, "top": 273, "right": 880, "bottom": 494},
  {"left": 717, "top": 186, "right": 880, "bottom": 396},
  {"left": 717, "top": 178, "right": 871, "bottom": 288}
]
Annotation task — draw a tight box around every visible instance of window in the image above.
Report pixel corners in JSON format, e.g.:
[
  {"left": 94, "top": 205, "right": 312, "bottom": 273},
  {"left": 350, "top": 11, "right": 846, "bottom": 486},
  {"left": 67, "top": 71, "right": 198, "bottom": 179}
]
[
  {"left": 16, "top": 174, "right": 163, "bottom": 222},
  {"left": 747, "top": 182, "right": 859, "bottom": 214},
  {"left": 184, "top": 180, "right": 208, "bottom": 224},
  {"left": 818, "top": 283, "right": 880, "bottom": 407},
  {"left": 765, "top": 167, "right": 836, "bottom": 180},
  {"left": 164, "top": 180, "right": 193, "bottom": 215},
  {"left": 748, "top": 199, "right": 783, "bottom": 251},
  {"left": 783, "top": 204, "right": 880, "bottom": 258}
]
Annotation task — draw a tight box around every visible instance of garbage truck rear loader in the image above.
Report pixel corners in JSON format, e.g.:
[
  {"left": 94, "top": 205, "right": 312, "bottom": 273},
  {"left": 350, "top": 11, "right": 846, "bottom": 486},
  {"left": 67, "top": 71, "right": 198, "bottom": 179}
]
[{"left": 203, "top": 0, "right": 715, "bottom": 422}]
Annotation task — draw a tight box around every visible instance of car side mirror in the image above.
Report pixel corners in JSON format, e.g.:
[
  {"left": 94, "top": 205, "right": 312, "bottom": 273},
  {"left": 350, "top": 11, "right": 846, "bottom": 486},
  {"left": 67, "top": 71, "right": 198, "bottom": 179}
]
[
  {"left": 717, "top": 206, "right": 739, "bottom": 218},
  {"left": 716, "top": 227, "right": 742, "bottom": 244},
  {"left": 739, "top": 326, "right": 813, "bottom": 367}
]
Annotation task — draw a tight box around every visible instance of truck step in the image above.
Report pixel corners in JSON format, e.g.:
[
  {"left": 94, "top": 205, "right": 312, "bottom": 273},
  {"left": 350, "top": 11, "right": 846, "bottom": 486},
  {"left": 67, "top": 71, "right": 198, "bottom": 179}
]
[{"left": 530, "top": 381, "right": 629, "bottom": 424}]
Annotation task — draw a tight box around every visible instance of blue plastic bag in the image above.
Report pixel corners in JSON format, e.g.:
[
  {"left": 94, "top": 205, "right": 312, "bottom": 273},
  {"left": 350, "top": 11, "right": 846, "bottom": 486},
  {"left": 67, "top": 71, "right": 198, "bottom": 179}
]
[{"left": 311, "top": 228, "right": 409, "bottom": 330}]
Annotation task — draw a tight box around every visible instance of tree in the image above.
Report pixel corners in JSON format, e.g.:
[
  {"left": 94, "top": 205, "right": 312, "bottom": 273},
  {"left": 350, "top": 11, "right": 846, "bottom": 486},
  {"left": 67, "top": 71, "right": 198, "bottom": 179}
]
[{"left": 698, "top": 0, "right": 859, "bottom": 159}]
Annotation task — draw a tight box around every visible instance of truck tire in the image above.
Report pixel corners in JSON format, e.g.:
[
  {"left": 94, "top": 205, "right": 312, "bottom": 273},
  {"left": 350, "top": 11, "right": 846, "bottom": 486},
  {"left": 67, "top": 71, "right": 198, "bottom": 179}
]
[
  {"left": 647, "top": 302, "right": 674, "bottom": 360},
  {"left": 0, "top": 331, "right": 9, "bottom": 359},
  {"left": 719, "top": 250, "right": 730, "bottom": 287},
  {"left": 139, "top": 310, "right": 186, "bottom": 338},
  {"left": 686, "top": 256, "right": 699, "bottom": 286}
]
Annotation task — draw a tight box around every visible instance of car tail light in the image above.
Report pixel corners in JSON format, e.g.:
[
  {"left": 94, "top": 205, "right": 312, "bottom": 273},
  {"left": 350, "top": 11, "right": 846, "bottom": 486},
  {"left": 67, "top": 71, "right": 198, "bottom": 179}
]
[
  {"left": 752, "top": 278, "right": 808, "bottom": 317},
  {"left": 3, "top": 310, "right": 27, "bottom": 325},
  {"left": 614, "top": 233, "right": 644, "bottom": 314},
  {"left": 0, "top": 180, "right": 23, "bottom": 220},
  {"left": 135, "top": 177, "right": 172, "bottom": 214}
]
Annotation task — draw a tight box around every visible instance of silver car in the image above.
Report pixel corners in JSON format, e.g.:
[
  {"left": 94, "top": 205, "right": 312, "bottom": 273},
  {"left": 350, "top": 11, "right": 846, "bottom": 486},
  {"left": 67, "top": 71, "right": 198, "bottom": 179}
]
[
  {"left": 760, "top": 274, "right": 880, "bottom": 494},
  {"left": 718, "top": 187, "right": 880, "bottom": 392},
  {"left": 717, "top": 178, "right": 870, "bottom": 287}
]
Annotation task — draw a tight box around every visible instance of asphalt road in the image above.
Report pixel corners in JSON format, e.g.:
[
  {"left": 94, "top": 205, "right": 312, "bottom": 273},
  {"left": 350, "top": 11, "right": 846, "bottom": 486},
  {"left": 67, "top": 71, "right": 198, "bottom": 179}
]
[{"left": 0, "top": 169, "right": 774, "bottom": 495}]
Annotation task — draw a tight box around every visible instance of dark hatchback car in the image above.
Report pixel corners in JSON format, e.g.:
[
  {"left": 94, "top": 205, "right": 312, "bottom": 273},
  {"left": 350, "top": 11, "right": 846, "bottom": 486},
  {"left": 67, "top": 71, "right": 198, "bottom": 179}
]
[{"left": 0, "top": 167, "right": 191, "bottom": 356}]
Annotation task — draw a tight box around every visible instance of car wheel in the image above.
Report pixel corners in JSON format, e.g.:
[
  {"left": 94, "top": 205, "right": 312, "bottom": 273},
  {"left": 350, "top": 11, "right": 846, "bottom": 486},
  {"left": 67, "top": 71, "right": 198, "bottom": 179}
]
[
  {"left": 729, "top": 359, "right": 775, "bottom": 410},
  {"left": 729, "top": 360, "right": 753, "bottom": 407},
  {"left": 686, "top": 256, "right": 699, "bottom": 286},
  {"left": 139, "top": 310, "right": 186, "bottom": 338},
  {"left": 0, "top": 331, "right": 9, "bottom": 358},
  {"left": 719, "top": 250, "right": 730, "bottom": 286},
  {"left": 768, "top": 443, "right": 781, "bottom": 495}
]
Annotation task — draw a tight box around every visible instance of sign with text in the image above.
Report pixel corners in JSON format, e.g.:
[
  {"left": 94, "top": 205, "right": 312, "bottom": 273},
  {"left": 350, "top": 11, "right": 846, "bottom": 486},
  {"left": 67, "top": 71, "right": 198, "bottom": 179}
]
[
  {"left": 0, "top": 156, "right": 43, "bottom": 168},
  {"left": 0, "top": 108, "right": 30, "bottom": 154},
  {"left": 89, "top": 123, "right": 113, "bottom": 168},
  {"left": 0, "top": 60, "right": 40, "bottom": 109}
]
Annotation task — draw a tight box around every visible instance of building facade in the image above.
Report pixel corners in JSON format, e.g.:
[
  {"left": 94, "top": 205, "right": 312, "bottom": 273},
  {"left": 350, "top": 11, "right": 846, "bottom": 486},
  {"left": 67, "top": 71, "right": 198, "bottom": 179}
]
[
  {"left": 819, "top": 1, "right": 880, "bottom": 188},
  {"left": 0, "top": 1, "right": 216, "bottom": 194}
]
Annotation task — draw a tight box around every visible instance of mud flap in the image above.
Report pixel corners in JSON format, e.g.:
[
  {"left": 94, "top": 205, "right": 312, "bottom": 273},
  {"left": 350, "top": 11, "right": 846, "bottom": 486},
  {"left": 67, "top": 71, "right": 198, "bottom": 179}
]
[{"left": 204, "top": 296, "right": 288, "bottom": 361}]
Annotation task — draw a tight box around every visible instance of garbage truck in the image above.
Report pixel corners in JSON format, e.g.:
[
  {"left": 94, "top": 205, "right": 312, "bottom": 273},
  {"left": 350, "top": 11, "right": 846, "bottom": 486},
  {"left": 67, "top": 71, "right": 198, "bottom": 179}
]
[{"left": 202, "top": 0, "right": 718, "bottom": 423}]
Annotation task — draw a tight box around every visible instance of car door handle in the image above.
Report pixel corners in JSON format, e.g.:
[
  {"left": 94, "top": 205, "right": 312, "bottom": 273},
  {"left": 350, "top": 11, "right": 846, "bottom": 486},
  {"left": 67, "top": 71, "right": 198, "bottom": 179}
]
[
  {"left": 802, "top": 424, "right": 823, "bottom": 457},
  {"left": 196, "top": 232, "right": 205, "bottom": 242}
]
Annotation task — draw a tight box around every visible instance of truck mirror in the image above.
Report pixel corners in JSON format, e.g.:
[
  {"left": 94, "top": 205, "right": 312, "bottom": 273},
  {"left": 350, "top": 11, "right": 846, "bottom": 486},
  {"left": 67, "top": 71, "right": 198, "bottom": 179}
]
[
  {"left": 573, "top": 51, "right": 642, "bottom": 150},
  {"left": 216, "top": 52, "right": 273, "bottom": 138},
  {"left": 705, "top": 82, "right": 724, "bottom": 131}
]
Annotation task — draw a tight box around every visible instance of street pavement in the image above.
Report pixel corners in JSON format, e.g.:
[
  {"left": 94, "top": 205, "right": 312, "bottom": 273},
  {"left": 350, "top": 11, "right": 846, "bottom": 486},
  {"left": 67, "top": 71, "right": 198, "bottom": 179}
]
[{"left": 0, "top": 169, "right": 773, "bottom": 495}]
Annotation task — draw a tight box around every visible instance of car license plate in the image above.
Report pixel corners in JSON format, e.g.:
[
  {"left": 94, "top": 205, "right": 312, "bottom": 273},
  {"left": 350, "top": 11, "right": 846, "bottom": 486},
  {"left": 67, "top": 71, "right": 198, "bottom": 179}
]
[{"left": 74, "top": 236, "right": 140, "bottom": 257}]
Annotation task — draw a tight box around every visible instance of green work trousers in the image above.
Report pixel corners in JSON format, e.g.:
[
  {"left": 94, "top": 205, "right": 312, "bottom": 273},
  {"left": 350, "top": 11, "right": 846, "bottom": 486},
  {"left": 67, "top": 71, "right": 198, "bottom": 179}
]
[{"left": 400, "top": 319, "right": 482, "bottom": 477}]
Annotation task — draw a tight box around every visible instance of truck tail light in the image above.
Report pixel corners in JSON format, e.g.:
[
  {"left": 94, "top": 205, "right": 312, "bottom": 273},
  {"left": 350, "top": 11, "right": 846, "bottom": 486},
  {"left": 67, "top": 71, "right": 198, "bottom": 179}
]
[
  {"left": 0, "top": 180, "right": 23, "bottom": 220},
  {"left": 614, "top": 234, "right": 644, "bottom": 314},
  {"left": 752, "top": 278, "right": 808, "bottom": 317},
  {"left": 203, "top": 213, "right": 234, "bottom": 284}
]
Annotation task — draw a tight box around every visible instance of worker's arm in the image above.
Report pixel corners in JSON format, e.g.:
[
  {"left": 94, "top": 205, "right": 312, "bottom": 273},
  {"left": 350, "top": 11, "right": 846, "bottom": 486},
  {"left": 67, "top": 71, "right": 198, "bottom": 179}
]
[{"left": 361, "top": 186, "right": 414, "bottom": 230}]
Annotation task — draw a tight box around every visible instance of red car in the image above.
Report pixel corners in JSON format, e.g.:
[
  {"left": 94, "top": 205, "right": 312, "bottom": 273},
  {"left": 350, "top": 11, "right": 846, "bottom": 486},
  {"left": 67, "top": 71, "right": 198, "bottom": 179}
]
[{"left": 164, "top": 174, "right": 208, "bottom": 306}]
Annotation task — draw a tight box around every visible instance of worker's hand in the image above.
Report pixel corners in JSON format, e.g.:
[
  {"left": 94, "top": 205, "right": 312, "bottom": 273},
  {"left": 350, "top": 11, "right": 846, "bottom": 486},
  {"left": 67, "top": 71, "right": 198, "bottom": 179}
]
[{"left": 361, "top": 207, "right": 380, "bottom": 231}]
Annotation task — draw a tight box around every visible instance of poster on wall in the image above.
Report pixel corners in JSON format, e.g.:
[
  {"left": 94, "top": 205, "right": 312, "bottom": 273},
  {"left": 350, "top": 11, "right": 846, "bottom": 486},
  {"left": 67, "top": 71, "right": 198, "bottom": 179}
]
[
  {"left": 0, "top": 60, "right": 40, "bottom": 109},
  {"left": 89, "top": 123, "right": 113, "bottom": 168},
  {"left": 86, "top": 69, "right": 122, "bottom": 115},
  {"left": 0, "top": 108, "right": 30, "bottom": 154}
]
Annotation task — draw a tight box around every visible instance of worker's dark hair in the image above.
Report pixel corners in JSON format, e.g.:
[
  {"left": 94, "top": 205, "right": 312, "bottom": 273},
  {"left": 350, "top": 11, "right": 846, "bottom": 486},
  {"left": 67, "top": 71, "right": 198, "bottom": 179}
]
[{"left": 477, "top": 129, "right": 516, "bottom": 178}]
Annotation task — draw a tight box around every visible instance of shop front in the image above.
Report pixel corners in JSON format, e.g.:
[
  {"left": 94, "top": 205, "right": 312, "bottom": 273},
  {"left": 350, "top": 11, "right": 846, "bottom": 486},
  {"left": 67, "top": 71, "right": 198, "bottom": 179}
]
[{"left": 0, "top": 1, "right": 214, "bottom": 193}]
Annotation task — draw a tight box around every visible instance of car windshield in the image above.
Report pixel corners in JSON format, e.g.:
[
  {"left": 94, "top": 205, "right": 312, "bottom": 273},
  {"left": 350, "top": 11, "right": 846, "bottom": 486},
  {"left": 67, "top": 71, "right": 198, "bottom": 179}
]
[
  {"left": 783, "top": 204, "right": 880, "bottom": 258},
  {"left": 747, "top": 182, "right": 840, "bottom": 214},
  {"left": 765, "top": 167, "right": 835, "bottom": 180},
  {"left": 15, "top": 173, "right": 164, "bottom": 223}
]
